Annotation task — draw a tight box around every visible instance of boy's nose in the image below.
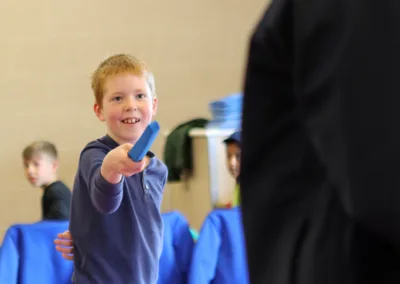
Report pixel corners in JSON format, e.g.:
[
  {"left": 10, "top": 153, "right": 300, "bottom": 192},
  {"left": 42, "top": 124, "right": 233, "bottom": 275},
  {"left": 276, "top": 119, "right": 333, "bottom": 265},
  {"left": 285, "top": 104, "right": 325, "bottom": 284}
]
[
  {"left": 26, "top": 165, "right": 34, "bottom": 174},
  {"left": 124, "top": 97, "right": 137, "bottom": 111}
]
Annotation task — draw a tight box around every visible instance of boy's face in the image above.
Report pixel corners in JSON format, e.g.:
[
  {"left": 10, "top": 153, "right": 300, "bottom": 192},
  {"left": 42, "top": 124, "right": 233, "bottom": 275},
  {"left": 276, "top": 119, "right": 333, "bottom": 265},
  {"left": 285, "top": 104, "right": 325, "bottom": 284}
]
[
  {"left": 226, "top": 143, "right": 241, "bottom": 179},
  {"left": 23, "top": 153, "right": 58, "bottom": 188},
  {"left": 94, "top": 73, "right": 158, "bottom": 145}
]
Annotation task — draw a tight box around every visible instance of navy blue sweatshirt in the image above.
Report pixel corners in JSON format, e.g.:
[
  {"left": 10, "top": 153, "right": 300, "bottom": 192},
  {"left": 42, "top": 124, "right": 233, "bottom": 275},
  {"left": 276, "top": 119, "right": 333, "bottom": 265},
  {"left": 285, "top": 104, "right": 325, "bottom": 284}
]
[{"left": 69, "top": 135, "right": 167, "bottom": 284}]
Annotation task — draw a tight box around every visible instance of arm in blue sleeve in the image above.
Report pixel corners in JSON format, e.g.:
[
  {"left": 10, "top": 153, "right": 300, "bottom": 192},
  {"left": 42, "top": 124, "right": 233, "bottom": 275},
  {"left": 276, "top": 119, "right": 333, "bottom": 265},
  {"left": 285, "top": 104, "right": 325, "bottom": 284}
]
[
  {"left": 188, "top": 215, "right": 221, "bottom": 284},
  {"left": 80, "top": 148, "right": 123, "bottom": 214}
]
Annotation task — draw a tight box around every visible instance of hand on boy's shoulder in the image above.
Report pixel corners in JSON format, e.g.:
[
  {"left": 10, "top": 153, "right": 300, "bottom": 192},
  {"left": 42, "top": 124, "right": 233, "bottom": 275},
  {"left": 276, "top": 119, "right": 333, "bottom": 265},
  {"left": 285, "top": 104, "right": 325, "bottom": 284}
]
[{"left": 101, "top": 143, "right": 146, "bottom": 184}]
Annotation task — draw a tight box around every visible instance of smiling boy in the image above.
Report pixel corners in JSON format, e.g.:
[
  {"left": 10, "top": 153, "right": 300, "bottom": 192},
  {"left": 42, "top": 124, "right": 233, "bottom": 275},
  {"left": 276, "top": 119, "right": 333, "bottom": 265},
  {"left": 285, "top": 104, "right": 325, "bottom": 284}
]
[{"left": 69, "top": 54, "right": 168, "bottom": 283}]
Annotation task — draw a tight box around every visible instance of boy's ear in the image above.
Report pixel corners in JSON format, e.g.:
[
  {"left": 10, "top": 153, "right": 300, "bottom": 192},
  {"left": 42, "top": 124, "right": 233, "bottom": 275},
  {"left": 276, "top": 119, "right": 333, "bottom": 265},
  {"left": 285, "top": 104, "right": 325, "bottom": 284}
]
[
  {"left": 52, "top": 159, "right": 59, "bottom": 173},
  {"left": 151, "top": 97, "right": 158, "bottom": 116},
  {"left": 94, "top": 103, "right": 105, "bottom": 122}
]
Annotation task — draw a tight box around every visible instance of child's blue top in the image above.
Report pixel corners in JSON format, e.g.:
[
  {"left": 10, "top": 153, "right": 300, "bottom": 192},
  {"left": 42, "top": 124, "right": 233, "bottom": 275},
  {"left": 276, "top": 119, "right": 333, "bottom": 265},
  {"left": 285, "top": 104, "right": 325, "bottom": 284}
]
[
  {"left": 69, "top": 135, "right": 168, "bottom": 284},
  {"left": 188, "top": 207, "right": 249, "bottom": 284}
]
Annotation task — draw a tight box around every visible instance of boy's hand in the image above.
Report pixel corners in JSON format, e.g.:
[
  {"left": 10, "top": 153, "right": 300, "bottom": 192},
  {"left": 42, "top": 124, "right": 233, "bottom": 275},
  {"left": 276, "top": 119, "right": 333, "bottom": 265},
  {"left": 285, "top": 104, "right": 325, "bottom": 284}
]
[
  {"left": 101, "top": 143, "right": 147, "bottom": 184},
  {"left": 54, "top": 230, "right": 74, "bottom": 261}
]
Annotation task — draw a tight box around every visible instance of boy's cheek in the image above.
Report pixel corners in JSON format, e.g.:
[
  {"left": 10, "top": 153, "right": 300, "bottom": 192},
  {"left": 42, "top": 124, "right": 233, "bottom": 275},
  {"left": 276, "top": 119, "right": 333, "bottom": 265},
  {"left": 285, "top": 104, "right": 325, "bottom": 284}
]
[
  {"left": 228, "top": 168, "right": 236, "bottom": 178},
  {"left": 236, "top": 166, "right": 241, "bottom": 176}
]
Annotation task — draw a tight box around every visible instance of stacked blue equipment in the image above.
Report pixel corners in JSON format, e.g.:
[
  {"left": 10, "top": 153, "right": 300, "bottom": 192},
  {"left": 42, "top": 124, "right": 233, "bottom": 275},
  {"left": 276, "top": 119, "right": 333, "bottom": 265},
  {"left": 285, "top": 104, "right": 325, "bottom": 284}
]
[{"left": 206, "top": 93, "right": 243, "bottom": 129}]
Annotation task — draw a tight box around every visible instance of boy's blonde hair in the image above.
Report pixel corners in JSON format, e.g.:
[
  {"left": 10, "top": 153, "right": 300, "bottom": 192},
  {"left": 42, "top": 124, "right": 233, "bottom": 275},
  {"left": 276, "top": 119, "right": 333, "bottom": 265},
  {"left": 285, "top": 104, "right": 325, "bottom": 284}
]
[
  {"left": 22, "top": 141, "right": 58, "bottom": 161},
  {"left": 91, "top": 54, "right": 156, "bottom": 107}
]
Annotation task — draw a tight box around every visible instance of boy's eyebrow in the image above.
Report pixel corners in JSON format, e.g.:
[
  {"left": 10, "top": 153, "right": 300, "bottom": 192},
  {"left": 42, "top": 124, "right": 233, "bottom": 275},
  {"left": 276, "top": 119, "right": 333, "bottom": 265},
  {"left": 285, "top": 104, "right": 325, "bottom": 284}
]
[
  {"left": 111, "top": 89, "right": 146, "bottom": 96},
  {"left": 111, "top": 91, "right": 125, "bottom": 96}
]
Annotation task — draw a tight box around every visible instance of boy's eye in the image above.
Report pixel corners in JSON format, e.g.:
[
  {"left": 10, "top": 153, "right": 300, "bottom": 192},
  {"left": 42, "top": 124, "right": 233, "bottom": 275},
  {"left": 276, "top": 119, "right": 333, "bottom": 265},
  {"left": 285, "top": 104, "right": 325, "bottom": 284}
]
[
  {"left": 137, "top": 94, "right": 146, "bottom": 99},
  {"left": 112, "top": 96, "right": 122, "bottom": 102}
]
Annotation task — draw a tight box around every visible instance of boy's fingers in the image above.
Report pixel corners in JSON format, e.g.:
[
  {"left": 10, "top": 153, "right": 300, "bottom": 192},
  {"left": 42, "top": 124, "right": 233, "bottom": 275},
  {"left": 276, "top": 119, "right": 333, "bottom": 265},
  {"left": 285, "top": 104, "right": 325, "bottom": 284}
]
[
  {"left": 62, "top": 253, "right": 74, "bottom": 261},
  {"left": 121, "top": 143, "right": 134, "bottom": 152},
  {"left": 57, "top": 231, "right": 72, "bottom": 239},
  {"left": 54, "top": 239, "right": 73, "bottom": 246},
  {"left": 136, "top": 160, "right": 146, "bottom": 172},
  {"left": 122, "top": 159, "right": 145, "bottom": 174},
  {"left": 56, "top": 245, "right": 74, "bottom": 254}
]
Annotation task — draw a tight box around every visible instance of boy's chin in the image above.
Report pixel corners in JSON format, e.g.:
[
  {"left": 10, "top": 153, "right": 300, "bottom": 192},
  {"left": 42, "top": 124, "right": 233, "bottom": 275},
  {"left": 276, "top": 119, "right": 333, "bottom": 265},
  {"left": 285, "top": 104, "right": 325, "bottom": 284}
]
[
  {"left": 122, "top": 133, "right": 143, "bottom": 144},
  {"left": 229, "top": 170, "right": 238, "bottom": 178},
  {"left": 29, "top": 180, "right": 42, "bottom": 188}
]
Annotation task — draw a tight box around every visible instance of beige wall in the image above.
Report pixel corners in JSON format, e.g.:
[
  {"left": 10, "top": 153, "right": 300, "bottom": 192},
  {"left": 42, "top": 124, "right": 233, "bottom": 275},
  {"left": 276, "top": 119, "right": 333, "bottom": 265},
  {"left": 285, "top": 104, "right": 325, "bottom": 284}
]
[{"left": 0, "top": 0, "right": 268, "bottom": 240}]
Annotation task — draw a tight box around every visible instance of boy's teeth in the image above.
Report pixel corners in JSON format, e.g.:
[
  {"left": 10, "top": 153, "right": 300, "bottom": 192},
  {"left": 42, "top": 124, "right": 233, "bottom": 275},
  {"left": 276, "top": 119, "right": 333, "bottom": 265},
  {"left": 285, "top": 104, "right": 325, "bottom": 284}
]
[{"left": 123, "top": 118, "right": 139, "bottom": 124}]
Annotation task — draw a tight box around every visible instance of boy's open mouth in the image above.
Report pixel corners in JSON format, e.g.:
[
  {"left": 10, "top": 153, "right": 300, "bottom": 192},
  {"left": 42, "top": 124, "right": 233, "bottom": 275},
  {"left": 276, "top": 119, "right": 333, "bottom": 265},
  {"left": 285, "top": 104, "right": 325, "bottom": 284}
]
[{"left": 122, "top": 118, "right": 140, "bottom": 124}]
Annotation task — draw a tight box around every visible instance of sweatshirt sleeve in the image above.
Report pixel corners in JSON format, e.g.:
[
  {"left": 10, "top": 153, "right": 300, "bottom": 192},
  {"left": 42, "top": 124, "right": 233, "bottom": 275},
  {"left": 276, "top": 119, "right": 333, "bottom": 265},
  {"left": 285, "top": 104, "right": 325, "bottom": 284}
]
[{"left": 79, "top": 148, "right": 123, "bottom": 214}]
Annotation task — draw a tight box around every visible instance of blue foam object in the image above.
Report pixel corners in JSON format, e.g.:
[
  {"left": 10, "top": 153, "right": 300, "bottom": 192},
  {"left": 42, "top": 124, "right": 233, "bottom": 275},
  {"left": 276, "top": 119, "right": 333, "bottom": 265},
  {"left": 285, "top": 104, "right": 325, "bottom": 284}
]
[{"left": 128, "top": 121, "right": 160, "bottom": 162}]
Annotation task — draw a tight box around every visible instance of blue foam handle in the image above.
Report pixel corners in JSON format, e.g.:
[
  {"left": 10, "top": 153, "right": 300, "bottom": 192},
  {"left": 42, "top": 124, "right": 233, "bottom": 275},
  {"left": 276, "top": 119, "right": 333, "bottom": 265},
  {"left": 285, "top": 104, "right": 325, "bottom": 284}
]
[{"left": 128, "top": 121, "right": 160, "bottom": 162}]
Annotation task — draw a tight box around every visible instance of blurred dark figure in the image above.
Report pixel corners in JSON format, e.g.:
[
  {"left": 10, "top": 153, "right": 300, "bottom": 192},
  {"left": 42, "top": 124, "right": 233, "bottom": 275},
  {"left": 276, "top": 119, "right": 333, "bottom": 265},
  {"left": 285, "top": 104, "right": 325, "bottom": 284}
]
[{"left": 240, "top": 0, "right": 400, "bottom": 283}]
